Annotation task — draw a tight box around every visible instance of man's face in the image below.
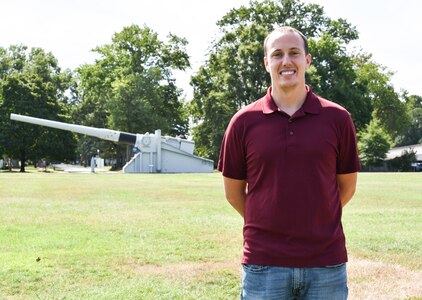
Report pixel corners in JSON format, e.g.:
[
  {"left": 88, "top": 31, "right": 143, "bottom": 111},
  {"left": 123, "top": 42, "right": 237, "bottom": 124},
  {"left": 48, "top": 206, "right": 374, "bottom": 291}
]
[{"left": 264, "top": 31, "right": 311, "bottom": 90}]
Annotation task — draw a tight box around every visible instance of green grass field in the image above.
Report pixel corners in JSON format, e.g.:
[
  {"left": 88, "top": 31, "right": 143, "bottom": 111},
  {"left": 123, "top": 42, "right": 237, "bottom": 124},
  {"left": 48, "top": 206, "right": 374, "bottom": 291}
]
[{"left": 0, "top": 171, "right": 421, "bottom": 299}]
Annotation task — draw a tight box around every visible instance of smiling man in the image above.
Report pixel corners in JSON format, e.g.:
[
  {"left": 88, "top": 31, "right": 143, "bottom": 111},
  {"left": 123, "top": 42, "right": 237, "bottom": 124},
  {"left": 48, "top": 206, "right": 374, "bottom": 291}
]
[{"left": 218, "top": 26, "right": 360, "bottom": 299}]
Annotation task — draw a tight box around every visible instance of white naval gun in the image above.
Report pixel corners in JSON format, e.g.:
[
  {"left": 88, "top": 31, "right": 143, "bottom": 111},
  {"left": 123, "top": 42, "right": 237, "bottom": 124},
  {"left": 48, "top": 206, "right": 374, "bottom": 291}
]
[{"left": 10, "top": 113, "right": 214, "bottom": 173}]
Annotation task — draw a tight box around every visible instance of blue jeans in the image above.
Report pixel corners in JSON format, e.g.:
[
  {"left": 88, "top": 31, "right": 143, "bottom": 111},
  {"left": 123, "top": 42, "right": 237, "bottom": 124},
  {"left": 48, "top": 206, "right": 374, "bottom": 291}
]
[{"left": 241, "top": 263, "right": 348, "bottom": 300}]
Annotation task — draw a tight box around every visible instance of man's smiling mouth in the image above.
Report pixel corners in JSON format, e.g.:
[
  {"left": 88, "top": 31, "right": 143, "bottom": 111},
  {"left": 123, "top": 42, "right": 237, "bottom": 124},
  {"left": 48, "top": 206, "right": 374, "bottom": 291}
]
[{"left": 280, "top": 70, "right": 295, "bottom": 75}]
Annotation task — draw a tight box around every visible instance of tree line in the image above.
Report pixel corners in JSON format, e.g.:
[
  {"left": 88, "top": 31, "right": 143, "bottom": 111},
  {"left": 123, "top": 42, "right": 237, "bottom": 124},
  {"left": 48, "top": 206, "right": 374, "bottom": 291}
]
[{"left": 1, "top": 0, "right": 421, "bottom": 172}]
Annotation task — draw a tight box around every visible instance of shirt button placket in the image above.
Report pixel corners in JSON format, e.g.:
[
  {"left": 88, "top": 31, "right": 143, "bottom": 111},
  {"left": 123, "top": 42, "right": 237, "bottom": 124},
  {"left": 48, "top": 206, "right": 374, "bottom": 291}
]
[{"left": 288, "top": 118, "right": 294, "bottom": 136}]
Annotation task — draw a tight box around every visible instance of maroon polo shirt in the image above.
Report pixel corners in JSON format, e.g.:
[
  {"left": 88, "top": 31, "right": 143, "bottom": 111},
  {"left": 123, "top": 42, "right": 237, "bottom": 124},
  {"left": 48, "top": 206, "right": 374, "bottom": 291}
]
[{"left": 218, "top": 86, "right": 360, "bottom": 268}]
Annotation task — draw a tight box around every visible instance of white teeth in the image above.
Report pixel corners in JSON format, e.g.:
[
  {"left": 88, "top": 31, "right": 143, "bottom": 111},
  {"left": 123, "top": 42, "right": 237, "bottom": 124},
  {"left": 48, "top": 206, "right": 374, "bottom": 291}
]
[{"left": 280, "top": 70, "right": 295, "bottom": 75}]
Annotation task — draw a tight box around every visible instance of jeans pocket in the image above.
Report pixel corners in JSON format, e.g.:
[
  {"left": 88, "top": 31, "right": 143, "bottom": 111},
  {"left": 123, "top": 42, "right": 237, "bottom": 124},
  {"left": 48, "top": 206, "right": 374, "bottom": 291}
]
[{"left": 243, "top": 264, "right": 270, "bottom": 273}]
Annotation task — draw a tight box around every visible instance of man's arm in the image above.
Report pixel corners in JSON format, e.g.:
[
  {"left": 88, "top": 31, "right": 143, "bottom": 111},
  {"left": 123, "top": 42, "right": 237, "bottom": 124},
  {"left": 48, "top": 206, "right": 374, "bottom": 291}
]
[
  {"left": 223, "top": 176, "right": 247, "bottom": 218},
  {"left": 336, "top": 172, "right": 358, "bottom": 207}
]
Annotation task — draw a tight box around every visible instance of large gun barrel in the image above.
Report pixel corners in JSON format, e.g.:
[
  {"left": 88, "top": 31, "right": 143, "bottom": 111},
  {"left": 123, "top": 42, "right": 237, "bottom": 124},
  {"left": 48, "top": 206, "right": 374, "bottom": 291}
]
[
  {"left": 10, "top": 113, "right": 214, "bottom": 173},
  {"left": 10, "top": 113, "right": 137, "bottom": 145}
]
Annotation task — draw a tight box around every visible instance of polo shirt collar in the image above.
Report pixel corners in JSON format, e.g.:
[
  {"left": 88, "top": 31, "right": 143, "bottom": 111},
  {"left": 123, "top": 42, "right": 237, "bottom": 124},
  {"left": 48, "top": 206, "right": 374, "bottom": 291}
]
[{"left": 262, "top": 85, "right": 321, "bottom": 115}]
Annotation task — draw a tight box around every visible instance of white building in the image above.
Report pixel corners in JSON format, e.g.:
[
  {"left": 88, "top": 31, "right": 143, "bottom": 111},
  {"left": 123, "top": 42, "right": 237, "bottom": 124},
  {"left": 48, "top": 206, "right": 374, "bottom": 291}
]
[{"left": 386, "top": 143, "right": 422, "bottom": 161}]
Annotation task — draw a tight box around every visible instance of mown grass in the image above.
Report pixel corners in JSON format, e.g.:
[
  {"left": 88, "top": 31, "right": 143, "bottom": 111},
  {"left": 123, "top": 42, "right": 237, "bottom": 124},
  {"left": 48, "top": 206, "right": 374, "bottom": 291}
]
[
  {"left": 0, "top": 171, "right": 421, "bottom": 299},
  {"left": 343, "top": 173, "right": 422, "bottom": 269}
]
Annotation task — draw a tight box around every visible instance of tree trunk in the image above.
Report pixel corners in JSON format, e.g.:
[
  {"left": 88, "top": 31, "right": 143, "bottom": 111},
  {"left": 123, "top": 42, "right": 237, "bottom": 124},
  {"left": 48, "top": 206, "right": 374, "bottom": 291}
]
[
  {"left": 8, "top": 158, "right": 12, "bottom": 172},
  {"left": 20, "top": 149, "right": 26, "bottom": 172}
]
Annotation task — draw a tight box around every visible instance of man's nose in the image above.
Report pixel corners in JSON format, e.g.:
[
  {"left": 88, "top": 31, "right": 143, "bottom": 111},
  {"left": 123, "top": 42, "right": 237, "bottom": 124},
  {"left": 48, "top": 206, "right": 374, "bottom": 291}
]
[{"left": 282, "top": 55, "right": 292, "bottom": 65}]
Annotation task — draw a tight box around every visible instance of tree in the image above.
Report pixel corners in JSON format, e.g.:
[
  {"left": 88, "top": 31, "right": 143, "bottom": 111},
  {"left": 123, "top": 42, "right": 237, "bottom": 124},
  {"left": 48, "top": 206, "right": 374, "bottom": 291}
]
[
  {"left": 75, "top": 25, "right": 190, "bottom": 166},
  {"left": 0, "top": 45, "right": 76, "bottom": 172},
  {"left": 189, "top": 0, "right": 368, "bottom": 164},
  {"left": 395, "top": 94, "right": 422, "bottom": 146},
  {"left": 353, "top": 54, "right": 411, "bottom": 139},
  {"left": 358, "top": 118, "right": 391, "bottom": 169},
  {"left": 308, "top": 35, "right": 373, "bottom": 131}
]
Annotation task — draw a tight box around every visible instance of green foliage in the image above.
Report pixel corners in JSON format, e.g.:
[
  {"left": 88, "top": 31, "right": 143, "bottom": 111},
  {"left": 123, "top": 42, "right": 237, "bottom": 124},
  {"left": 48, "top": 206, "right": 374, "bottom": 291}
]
[
  {"left": 309, "top": 35, "right": 373, "bottom": 131},
  {"left": 74, "top": 25, "right": 191, "bottom": 165},
  {"left": 0, "top": 46, "right": 76, "bottom": 171},
  {"left": 358, "top": 118, "right": 391, "bottom": 168},
  {"left": 395, "top": 94, "right": 422, "bottom": 146},
  {"left": 353, "top": 54, "right": 411, "bottom": 139},
  {"left": 76, "top": 24, "right": 192, "bottom": 132},
  {"left": 102, "top": 27, "right": 190, "bottom": 135}
]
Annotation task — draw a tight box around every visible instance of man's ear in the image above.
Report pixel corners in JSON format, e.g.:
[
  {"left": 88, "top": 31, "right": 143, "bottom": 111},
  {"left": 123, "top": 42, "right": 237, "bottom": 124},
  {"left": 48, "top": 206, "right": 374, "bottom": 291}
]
[
  {"left": 264, "top": 56, "right": 270, "bottom": 72},
  {"left": 305, "top": 54, "right": 312, "bottom": 69}
]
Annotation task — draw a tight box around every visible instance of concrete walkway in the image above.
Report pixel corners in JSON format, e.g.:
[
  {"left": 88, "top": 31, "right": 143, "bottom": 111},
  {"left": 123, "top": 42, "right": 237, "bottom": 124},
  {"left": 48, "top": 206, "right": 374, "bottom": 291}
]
[{"left": 52, "top": 163, "right": 111, "bottom": 173}]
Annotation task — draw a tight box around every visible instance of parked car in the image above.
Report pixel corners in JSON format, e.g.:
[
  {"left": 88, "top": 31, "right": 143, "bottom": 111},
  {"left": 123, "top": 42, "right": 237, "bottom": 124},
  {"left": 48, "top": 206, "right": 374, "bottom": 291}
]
[{"left": 412, "top": 162, "right": 422, "bottom": 172}]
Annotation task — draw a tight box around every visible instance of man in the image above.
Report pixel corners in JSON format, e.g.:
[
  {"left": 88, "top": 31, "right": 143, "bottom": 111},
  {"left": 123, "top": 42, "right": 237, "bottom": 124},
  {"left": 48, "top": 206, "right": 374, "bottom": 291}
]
[{"left": 217, "top": 26, "right": 360, "bottom": 299}]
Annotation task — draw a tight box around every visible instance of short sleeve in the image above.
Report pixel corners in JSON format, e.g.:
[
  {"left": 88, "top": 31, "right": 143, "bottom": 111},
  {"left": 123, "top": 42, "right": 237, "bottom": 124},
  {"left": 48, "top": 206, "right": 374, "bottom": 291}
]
[
  {"left": 217, "top": 116, "right": 247, "bottom": 180},
  {"left": 337, "top": 114, "right": 361, "bottom": 174}
]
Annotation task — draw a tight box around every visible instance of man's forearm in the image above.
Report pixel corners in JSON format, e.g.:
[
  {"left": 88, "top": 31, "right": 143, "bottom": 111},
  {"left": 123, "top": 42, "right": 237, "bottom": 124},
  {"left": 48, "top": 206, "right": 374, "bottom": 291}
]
[
  {"left": 337, "top": 172, "right": 358, "bottom": 208},
  {"left": 227, "top": 194, "right": 246, "bottom": 217},
  {"left": 223, "top": 176, "right": 247, "bottom": 218}
]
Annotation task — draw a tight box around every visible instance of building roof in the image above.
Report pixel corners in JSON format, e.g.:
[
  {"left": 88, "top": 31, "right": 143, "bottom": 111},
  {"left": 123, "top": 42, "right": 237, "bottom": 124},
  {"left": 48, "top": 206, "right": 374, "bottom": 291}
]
[{"left": 386, "top": 143, "right": 422, "bottom": 161}]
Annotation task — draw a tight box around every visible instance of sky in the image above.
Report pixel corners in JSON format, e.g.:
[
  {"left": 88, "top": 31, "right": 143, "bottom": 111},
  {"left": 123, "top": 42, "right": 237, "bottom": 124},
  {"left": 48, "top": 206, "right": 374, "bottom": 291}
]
[{"left": 1, "top": 0, "right": 421, "bottom": 97}]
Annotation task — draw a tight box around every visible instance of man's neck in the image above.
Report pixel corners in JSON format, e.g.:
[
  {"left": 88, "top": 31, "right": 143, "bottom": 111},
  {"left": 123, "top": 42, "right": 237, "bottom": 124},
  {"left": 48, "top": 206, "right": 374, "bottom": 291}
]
[{"left": 271, "top": 85, "right": 308, "bottom": 116}]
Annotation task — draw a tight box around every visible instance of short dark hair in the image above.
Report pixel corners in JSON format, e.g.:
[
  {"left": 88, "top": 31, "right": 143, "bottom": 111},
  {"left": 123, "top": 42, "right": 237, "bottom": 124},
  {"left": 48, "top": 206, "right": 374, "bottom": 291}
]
[{"left": 263, "top": 26, "right": 309, "bottom": 56}]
